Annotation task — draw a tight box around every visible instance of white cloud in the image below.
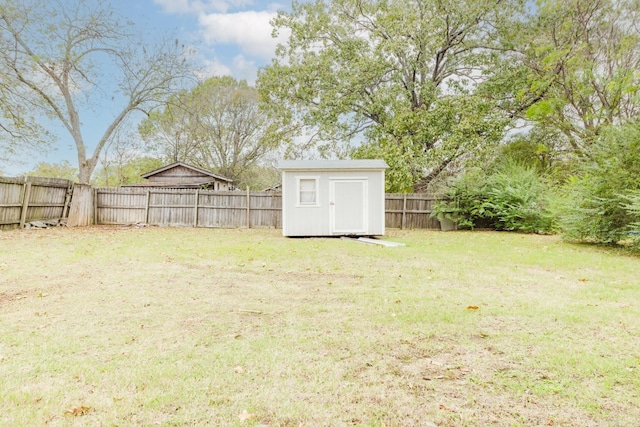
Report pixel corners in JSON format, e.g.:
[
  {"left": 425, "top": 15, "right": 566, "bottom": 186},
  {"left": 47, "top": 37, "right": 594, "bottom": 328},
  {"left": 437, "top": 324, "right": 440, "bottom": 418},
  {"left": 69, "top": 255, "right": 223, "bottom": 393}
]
[
  {"left": 154, "top": 0, "right": 254, "bottom": 14},
  {"left": 198, "top": 55, "right": 258, "bottom": 84},
  {"left": 199, "top": 57, "right": 233, "bottom": 77},
  {"left": 154, "top": 0, "right": 290, "bottom": 83},
  {"left": 230, "top": 55, "right": 258, "bottom": 83},
  {"left": 266, "top": 2, "right": 285, "bottom": 12},
  {"left": 198, "top": 11, "right": 286, "bottom": 59},
  {"left": 154, "top": 0, "right": 204, "bottom": 14}
]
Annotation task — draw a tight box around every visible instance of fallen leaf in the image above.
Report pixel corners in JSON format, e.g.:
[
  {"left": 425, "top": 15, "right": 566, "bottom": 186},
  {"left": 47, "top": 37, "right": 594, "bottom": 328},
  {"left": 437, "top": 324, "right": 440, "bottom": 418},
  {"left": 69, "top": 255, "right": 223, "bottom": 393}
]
[
  {"left": 64, "top": 405, "right": 91, "bottom": 416},
  {"left": 466, "top": 305, "right": 479, "bottom": 310},
  {"left": 239, "top": 409, "right": 257, "bottom": 422}
]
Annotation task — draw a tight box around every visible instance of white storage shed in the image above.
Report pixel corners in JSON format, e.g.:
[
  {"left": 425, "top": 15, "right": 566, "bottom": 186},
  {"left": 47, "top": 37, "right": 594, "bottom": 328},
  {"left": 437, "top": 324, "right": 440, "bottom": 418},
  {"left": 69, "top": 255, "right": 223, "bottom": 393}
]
[{"left": 278, "top": 160, "right": 388, "bottom": 237}]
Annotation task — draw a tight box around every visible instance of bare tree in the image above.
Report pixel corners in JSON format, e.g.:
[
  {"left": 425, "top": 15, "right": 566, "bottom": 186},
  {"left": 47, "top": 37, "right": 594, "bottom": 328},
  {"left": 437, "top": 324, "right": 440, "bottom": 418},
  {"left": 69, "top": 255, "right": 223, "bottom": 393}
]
[{"left": 0, "top": 0, "right": 192, "bottom": 183}]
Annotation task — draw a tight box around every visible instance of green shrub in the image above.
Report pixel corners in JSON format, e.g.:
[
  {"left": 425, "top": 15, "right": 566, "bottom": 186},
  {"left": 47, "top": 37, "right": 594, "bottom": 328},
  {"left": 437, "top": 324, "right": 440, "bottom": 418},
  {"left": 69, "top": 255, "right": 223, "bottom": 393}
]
[
  {"left": 432, "top": 162, "right": 554, "bottom": 233},
  {"left": 431, "top": 167, "right": 489, "bottom": 230},
  {"left": 483, "top": 163, "right": 554, "bottom": 232},
  {"left": 621, "top": 191, "right": 640, "bottom": 248},
  {"left": 555, "top": 123, "right": 640, "bottom": 246}
]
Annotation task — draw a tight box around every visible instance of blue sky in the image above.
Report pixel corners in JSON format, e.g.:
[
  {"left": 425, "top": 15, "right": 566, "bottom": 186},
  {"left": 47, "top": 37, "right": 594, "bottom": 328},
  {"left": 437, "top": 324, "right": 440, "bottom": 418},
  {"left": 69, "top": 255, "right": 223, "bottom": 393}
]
[{"left": 2, "top": 0, "right": 289, "bottom": 177}]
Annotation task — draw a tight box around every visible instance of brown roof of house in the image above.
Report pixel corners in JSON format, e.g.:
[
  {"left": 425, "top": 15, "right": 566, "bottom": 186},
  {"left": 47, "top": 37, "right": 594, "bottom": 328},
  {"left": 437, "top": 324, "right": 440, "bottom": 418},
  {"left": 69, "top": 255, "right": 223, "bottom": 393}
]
[{"left": 140, "top": 161, "right": 233, "bottom": 182}]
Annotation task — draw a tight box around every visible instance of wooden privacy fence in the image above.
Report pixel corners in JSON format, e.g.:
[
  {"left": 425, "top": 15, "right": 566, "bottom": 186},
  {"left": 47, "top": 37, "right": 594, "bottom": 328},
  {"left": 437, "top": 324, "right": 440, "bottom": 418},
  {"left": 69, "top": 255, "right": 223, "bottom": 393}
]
[
  {"left": 95, "top": 187, "right": 441, "bottom": 229},
  {"left": 0, "top": 176, "right": 73, "bottom": 230},
  {"left": 385, "top": 193, "right": 440, "bottom": 230},
  {"left": 95, "top": 187, "right": 282, "bottom": 228},
  {"left": 0, "top": 180, "right": 442, "bottom": 230}
]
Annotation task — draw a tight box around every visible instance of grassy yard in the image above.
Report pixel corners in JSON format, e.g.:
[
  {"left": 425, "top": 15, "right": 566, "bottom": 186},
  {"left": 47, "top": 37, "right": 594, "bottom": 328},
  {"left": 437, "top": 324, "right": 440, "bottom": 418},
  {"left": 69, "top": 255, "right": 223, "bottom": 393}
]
[{"left": 1, "top": 226, "right": 639, "bottom": 426}]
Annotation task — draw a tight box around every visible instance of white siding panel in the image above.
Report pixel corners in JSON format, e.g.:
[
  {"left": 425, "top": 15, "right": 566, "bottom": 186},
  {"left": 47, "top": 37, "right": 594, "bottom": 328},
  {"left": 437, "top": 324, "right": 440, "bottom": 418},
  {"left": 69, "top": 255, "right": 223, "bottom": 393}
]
[{"left": 282, "top": 167, "right": 386, "bottom": 237}]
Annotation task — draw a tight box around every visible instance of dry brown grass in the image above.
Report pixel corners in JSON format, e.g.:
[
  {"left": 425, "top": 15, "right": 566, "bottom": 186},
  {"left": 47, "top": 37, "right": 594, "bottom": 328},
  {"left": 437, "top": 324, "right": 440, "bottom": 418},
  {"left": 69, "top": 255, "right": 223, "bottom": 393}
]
[{"left": 1, "top": 226, "right": 639, "bottom": 426}]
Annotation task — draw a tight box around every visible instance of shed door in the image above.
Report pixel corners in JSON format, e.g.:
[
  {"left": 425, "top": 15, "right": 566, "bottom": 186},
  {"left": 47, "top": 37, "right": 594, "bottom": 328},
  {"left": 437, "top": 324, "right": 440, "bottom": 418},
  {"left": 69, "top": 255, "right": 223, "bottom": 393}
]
[{"left": 330, "top": 179, "right": 367, "bottom": 234}]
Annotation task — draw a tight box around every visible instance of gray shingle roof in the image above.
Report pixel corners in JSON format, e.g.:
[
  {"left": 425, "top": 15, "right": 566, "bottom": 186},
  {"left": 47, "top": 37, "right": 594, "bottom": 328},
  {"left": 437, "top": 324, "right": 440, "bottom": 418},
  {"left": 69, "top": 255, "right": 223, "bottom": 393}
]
[{"left": 277, "top": 159, "right": 388, "bottom": 170}]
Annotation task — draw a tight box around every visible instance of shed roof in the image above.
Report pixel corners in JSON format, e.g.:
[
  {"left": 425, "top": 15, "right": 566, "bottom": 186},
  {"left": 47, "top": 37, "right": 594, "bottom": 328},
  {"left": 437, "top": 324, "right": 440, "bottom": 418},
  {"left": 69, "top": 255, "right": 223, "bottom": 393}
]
[
  {"left": 277, "top": 159, "right": 388, "bottom": 170},
  {"left": 141, "top": 161, "right": 233, "bottom": 182}
]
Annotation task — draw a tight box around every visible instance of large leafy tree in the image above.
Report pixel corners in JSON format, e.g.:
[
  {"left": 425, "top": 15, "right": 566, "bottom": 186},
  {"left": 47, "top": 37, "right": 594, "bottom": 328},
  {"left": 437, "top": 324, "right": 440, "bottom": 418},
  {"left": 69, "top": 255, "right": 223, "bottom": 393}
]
[
  {"left": 0, "top": 0, "right": 192, "bottom": 184},
  {"left": 518, "top": 0, "right": 640, "bottom": 154},
  {"left": 258, "top": 0, "right": 522, "bottom": 191},
  {"left": 140, "top": 76, "right": 284, "bottom": 188}
]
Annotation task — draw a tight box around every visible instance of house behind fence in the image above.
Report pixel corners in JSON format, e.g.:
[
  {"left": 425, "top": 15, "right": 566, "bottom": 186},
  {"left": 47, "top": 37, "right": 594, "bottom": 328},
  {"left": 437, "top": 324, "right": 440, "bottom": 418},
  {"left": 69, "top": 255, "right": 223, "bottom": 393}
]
[{"left": 125, "top": 162, "right": 233, "bottom": 190}]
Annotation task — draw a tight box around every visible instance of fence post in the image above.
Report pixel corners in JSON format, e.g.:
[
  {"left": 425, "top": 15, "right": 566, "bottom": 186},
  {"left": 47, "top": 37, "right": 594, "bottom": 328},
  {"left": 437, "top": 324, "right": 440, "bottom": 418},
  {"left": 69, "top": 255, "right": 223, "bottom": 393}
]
[
  {"left": 401, "top": 193, "right": 407, "bottom": 230},
  {"left": 246, "top": 187, "right": 250, "bottom": 229},
  {"left": 19, "top": 181, "right": 32, "bottom": 228},
  {"left": 93, "top": 188, "right": 98, "bottom": 225},
  {"left": 67, "top": 184, "right": 94, "bottom": 227},
  {"left": 193, "top": 189, "right": 199, "bottom": 228},
  {"left": 62, "top": 184, "right": 73, "bottom": 219},
  {"left": 144, "top": 190, "right": 150, "bottom": 224}
]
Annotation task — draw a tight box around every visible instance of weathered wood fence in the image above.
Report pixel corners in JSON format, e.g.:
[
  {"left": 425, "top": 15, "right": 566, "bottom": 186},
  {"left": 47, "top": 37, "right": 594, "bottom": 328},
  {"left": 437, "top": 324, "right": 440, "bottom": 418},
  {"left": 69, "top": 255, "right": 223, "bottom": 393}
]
[
  {"left": 385, "top": 193, "right": 440, "bottom": 230},
  {"left": 95, "top": 187, "right": 440, "bottom": 229},
  {"left": 95, "top": 187, "right": 282, "bottom": 228},
  {"left": 0, "top": 177, "right": 73, "bottom": 230},
  {"left": 0, "top": 179, "right": 441, "bottom": 230}
]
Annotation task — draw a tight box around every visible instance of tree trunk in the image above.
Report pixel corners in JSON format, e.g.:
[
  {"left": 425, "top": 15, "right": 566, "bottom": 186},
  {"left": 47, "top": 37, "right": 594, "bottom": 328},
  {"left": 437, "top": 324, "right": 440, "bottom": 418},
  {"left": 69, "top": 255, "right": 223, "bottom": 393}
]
[{"left": 67, "top": 184, "right": 94, "bottom": 227}]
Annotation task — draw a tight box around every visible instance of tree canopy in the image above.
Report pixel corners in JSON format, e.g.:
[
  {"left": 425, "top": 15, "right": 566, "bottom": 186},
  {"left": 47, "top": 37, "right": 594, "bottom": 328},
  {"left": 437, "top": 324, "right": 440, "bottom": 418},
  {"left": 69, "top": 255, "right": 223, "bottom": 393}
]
[
  {"left": 258, "top": 0, "right": 525, "bottom": 191},
  {"left": 27, "top": 160, "right": 78, "bottom": 182},
  {"left": 518, "top": 0, "right": 640, "bottom": 154}
]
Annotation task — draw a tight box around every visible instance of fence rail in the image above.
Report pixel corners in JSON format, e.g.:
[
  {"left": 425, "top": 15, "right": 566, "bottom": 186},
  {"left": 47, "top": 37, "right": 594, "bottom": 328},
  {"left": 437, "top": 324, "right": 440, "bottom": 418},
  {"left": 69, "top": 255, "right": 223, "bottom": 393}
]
[{"left": 0, "top": 177, "right": 73, "bottom": 230}]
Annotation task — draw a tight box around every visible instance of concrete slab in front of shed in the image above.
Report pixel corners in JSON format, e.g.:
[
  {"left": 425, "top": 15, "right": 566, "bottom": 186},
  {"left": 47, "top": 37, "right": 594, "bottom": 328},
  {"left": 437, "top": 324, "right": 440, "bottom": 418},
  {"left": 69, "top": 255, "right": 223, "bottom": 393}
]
[{"left": 341, "top": 237, "right": 406, "bottom": 247}]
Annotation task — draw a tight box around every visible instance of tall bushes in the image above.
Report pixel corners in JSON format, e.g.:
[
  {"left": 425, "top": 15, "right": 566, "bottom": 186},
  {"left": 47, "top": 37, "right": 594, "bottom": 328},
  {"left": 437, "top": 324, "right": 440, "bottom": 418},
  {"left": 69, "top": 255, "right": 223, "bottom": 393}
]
[
  {"left": 555, "top": 124, "right": 640, "bottom": 246},
  {"left": 433, "top": 162, "right": 553, "bottom": 233},
  {"left": 434, "top": 123, "right": 640, "bottom": 249}
]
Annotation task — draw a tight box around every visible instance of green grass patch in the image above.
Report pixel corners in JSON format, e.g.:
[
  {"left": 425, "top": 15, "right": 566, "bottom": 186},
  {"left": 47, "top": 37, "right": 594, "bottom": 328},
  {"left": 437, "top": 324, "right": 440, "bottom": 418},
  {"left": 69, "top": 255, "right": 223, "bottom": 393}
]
[{"left": 1, "top": 227, "right": 639, "bottom": 426}]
